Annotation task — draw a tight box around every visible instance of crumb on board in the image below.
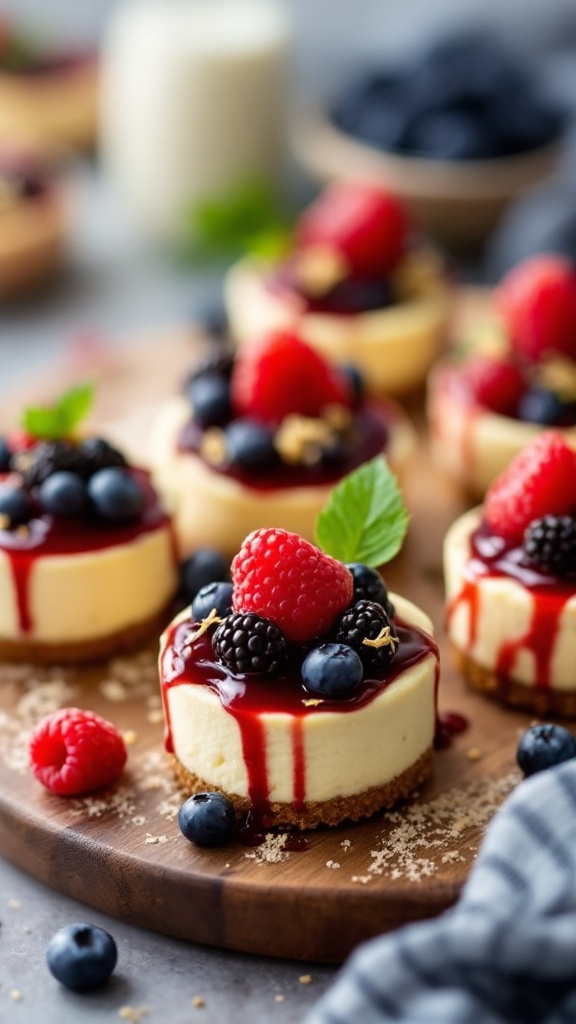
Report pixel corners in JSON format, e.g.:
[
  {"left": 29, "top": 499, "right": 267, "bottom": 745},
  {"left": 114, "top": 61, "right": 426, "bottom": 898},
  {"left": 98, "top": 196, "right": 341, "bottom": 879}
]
[
  {"left": 325, "top": 860, "right": 340, "bottom": 870},
  {"left": 191, "top": 996, "right": 205, "bottom": 1008},
  {"left": 299, "top": 975, "right": 313, "bottom": 985},
  {"left": 466, "top": 747, "right": 483, "bottom": 762},
  {"left": 145, "top": 833, "right": 169, "bottom": 845},
  {"left": 122, "top": 730, "right": 138, "bottom": 746},
  {"left": 351, "top": 875, "right": 372, "bottom": 885},
  {"left": 245, "top": 834, "right": 290, "bottom": 864}
]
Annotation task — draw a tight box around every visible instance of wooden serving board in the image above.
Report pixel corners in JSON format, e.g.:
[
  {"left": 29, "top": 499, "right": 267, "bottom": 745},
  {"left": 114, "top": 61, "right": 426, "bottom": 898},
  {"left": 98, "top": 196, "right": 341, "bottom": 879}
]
[{"left": 0, "top": 313, "right": 536, "bottom": 963}]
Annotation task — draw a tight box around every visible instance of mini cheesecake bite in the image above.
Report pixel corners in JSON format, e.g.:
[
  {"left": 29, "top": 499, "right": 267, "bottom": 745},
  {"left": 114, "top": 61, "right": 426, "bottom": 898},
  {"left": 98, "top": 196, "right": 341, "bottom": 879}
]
[
  {"left": 0, "top": 386, "right": 178, "bottom": 662},
  {"left": 159, "top": 462, "right": 440, "bottom": 831},
  {"left": 150, "top": 328, "right": 416, "bottom": 557},
  {"left": 429, "top": 254, "right": 576, "bottom": 495},
  {"left": 445, "top": 431, "right": 576, "bottom": 715},
  {"left": 224, "top": 181, "right": 449, "bottom": 396}
]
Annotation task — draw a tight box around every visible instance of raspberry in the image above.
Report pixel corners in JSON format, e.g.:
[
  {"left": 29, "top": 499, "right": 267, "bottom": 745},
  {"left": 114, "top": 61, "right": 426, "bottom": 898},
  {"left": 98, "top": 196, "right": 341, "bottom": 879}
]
[
  {"left": 523, "top": 515, "right": 576, "bottom": 575},
  {"left": 296, "top": 181, "right": 408, "bottom": 277},
  {"left": 212, "top": 612, "right": 287, "bottom": 674},
  {"left": 29, "top": 707, "right": 127, "bottom": 796},
  {"left": 334, "top": 600, "right": 399, "bottom": 671},
  {"left": 231, "top": 330, "right": 352, "bottom": 424},
  {"left": 495, "top": 254, "right": 576, "bottom": 363},
  {"left": 484, "top": 432, "right": 576, "bottom": 544},
  {"left": 462, "top": 354, "right": 526, "bottom": 416},
  {"left": 232, "top": 528, "right": 354, "bottom": 643}
]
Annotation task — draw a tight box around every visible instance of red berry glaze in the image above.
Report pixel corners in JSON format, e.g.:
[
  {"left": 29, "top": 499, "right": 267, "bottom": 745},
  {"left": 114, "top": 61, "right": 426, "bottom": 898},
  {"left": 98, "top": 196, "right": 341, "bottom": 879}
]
[
  {"left": 232, "top": 527, "right": 354, "bottom": 642},
  {"left": 463, "top": 354, "right": 526, "bottom": 415},
  {"left": 29, "top": 707, "right": 127, "bottom": 796},
  {"left": 231, "top": 329, "right": 352, "bottom": 424},
  {"left": 295, "top": 181, "right": 409, "bottom": 278},
  {"left": 495, "top": 254, "right": 576, "bottom": 363},
  {"left": 484, "top": 432, "right": 576, "bottom": 544}
]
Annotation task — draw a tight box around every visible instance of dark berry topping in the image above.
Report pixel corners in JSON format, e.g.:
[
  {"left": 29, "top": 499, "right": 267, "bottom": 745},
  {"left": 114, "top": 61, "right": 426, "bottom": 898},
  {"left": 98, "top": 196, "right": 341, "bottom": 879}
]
[
  {"left": 39, "top": 471, "right": 88, "bottom": 517},
  {"left": 0, "top": 486, "right": 34, "bottom": 528},
  {"left": 334, "top": 599, "right": 399, "bottom": 671},
  {"left": 224, "top": 419, "right": 278, "bottom": 473},
  {"left": 187, "top": 375, "right": 231, "bottom": 428},
  {"left": 180, "top": 548, "right": 230, "bottom": 602},
  {"left": 188, "top": 349, "right": 234, "bottom": 385},
  {"left": 346, "top": 563, "right": 395, "bottom": 618},
  {"left": 301, "top": 643, "right": 364, "bottom": 698},
  {"left": 178, "top": 792, "right": 235, "bottom": 847},
  {"left": 193, "top": 299, "right": 229, "bottom": 339},
  {"left": 0, "top": 437, "right": 12, "bottom": 473},
  {"left": 212, "top": 612, "right": 287, "bottom": 675},
  {"left": 14, "top": 440, "right": 85, "bottom": 489},
  {"left": 78, "top": 437, "right": 127, "bottom": 476},
  {"left": 518, "top": 388, "right": 566, "bottom": 426},
  {"left": 341, "top": 364, "right": 365, "bottom": 406},
  {"left": 516, "top": 723, "right": 576, "bottom": 777},
  {"left": 191, "top": 581, "right": 233, "bottom": 622},
  {"left": 87, "top": 468, "right": 145, "bottom": 523},
  {"left": 523, "top": 515, "right": 576, "bottom": 575},
  {"left": 46, "top": 923, "right": 117, "bottom": 991}
]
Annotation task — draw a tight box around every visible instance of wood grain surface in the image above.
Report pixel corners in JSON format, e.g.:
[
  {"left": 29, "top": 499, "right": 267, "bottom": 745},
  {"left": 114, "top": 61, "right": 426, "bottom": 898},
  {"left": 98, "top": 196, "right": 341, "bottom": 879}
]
[{"left": 0, "top": 306, "right": 536, "bottom": 963}]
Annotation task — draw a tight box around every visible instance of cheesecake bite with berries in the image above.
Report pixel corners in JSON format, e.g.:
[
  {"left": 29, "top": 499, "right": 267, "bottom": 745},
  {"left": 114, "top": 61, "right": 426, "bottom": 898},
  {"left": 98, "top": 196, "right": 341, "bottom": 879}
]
[
  {"left": 0, "top": 385, "right": 178, "bottom": 663},
  {"left": 445, "top": 431, "right": 576, "bottom": 715},
  {"left": 429, "top": 254, "right": 576, "bottom": 494},
  {"left": 0, "top": 147, "right": 65, "bottom": 298},
  {"left": 224, "top": 181, "right": 449, "bottom": 396},
  {"left": 159, "top": 461, "right": 439, "bottom": 830},
  {"left": 150, "top": 328, "right": 416, "bottom": 557}
]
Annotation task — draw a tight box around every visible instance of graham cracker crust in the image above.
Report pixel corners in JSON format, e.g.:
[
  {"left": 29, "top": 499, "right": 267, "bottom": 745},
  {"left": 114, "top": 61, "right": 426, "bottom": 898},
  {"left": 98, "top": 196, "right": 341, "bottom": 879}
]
[
  {"left": 451, "top": 643, "right": 576, "bottom": 718},
  {"left": 0, "top": 604, "right": 172, "bottom": 666},
  {"left": 171, "top": 747, "right": 433, "bottom": 830}
]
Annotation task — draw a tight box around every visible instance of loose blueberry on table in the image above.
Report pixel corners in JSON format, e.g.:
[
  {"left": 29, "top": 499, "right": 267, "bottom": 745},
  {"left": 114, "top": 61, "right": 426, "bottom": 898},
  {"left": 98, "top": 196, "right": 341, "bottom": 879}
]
[
  {"left": 516, "top": 724, "right": 576, "bottom": 777},
  {"left": 178, "top": 792, "right": 236, "bottom": 847},
  {"left": 46, "top": 923, "right": 118, "bottom": 991}
]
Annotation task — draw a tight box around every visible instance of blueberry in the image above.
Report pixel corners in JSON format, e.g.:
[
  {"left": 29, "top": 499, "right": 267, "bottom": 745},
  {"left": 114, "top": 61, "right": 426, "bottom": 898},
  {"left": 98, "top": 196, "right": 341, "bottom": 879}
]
[
  {"left": 39, "top": 471, "right": 87, "bottom": 517},
  {"left": 46, "top": 922, "right": 117, "bottom": 991},
  {"left": 224, "top": 419, "right": 277, "bottom": 473},
  {"left": 191, "top": 581, "right": 233, "bottom": 621},
  {"left": 407, "top": 110, "right": 493, "bottom": 160},
  {"left": 88, "top": 468, "right": 145, "bottom": 523},
  {"left": 0, "top": 486, "right": 33, "bottom": 528},
  {"left": 341, "top": 365, "right": 365, "bottom": 405},
  {"left": 346, "top": 563, "right": 395, "bottom": 618},
  {"left": 180, "top": 548, "right": 230, "bottom": 601},
  {"left": 193, "top": 298, "right": 228, "bottom": 338},
  {"left": 178, "top": 792, "right": 235, "bottom": 847},
  {"left": 0, "top": 437, "right": 12, "bottom": 473},
  {"left": 516, "top": 723, "right": 576, "bottom": 777},
  {"left": 301, "top": 643, "right": 364, "bottom": 698},
  {"left": 518, "top": 388, "right": 565, "bottom": 426},
  {"left": 187, "top": 375, "right": 231, "bottom": 428}
]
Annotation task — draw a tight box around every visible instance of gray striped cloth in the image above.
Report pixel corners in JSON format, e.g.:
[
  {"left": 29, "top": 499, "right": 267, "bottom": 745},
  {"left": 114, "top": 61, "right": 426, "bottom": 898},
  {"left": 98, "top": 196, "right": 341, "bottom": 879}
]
[{"left": 306, "top": 761, "right": 576, "bottom": 1024}]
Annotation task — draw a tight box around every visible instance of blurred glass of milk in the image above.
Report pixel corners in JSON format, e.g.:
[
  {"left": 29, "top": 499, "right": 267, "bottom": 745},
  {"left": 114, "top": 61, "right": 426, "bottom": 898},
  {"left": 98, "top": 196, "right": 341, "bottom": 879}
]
[{"left": 100, "top": 0, "right": 291, "bottom": 247}]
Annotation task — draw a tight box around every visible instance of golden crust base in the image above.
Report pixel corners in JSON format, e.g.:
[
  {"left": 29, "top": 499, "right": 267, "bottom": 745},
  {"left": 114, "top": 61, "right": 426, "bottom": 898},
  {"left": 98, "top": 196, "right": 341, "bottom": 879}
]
[
  {"left": 0, "top": 195, "right": 64, "bottom": 299},
  {"left": 451, "top": 643, "right": 576, "bottom": 718},
  {"left": 0, "top": 603, "right": 173, "bottom": 666},
  {"left": 171, "top": 747, "right": 434, "bottom": 830}
]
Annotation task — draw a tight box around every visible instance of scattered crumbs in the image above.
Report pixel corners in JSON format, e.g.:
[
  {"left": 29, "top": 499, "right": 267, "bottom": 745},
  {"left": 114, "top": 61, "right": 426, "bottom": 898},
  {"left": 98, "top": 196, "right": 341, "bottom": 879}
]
[
  {"left": 140, "top": 775, "right": 164, "bottom": 792},
  {"left": 0, "top": 674, "right": 77, "bottom": 772},
  {"left": 274, "top": 994, "right": 285, "bottom": 1003},
  {"left": 299, "top": 975, "right": 313, "bottom": 985},
  {"left": 441, "top": 850, "right": 464, "bottom": 865},
  {"left": 466, "top": 747, "right": 482, "bottom": 762},
  {"left": 118, "top": 1007, "right": 149, "bottom": 1022},
  {"left": 245, "top": 834, "right": 290, "bottom": 865},
  {"left": 351, "top": 875, "right": 372, "bottom": 885},
  {"left": 123, "top": 730, "right": 138, "bottom": 746},
  {"left": 73, "top": 788, "right": 137, "bottom": 820},
  {"left": 340, "top": 839, "right": 352, "bottom": 852},
  {"left": 145, "top": 833, "right": 168, "bottom": 845},
  {"left": 325, "top": 860, "right": 340, "bottom": 870},
  {"left": 191, "top": 996, "right": 205, "bottom": 1009},
  {"left": 10, "top": 990, "right": 21, "bottom": 1002},
  {"left": 131, "top": 816, "right": 146, "bottom": 827},
  {"left": 8, "top": 899, "right": 21, "bottom": 910},
  {"left": 157, "top": 796, "right": 181, "bottom": 822},
  {"left": 99, "top": 680, "right": 128, "bottom": 703},
  {"left": 366, "top": 772, "right": 519, "bottom": 883},
  {"left": 146, "top": 709, "right": 164, "bottom": 725}
]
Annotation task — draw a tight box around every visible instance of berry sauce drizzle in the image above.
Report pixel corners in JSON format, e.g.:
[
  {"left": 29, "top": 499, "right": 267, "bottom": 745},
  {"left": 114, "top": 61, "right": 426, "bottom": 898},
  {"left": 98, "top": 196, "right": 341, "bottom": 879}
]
[
  {"left": 178, "top": 402, "right": 391, "bottom": 491},
  {"left": 161, "top": 618, "right": 439, "bottom": 840},
  {"left": 0, "top": 470, "right": 171, "bottom": 634},
  {"left": 447, "top": 521, "right": 575, "bottom": 692}
]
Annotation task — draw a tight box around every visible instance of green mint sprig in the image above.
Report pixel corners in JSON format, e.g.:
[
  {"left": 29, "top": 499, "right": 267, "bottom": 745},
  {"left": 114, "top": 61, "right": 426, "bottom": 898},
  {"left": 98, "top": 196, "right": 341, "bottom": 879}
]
[
  {"left": 182, "top": 179, "right": 293, "bottom": 264},
  {"left": 315, "top": 457, "right": 409, "bottom": 566},
  {"left": 22, "top": 381, "right": 94, "bottom": 440}
]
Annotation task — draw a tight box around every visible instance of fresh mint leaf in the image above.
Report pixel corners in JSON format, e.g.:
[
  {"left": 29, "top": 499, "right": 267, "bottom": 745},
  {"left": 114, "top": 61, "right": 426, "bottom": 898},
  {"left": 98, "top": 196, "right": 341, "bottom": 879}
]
[
  {"left": 183, "top": 179, "right": 293, "bottom": 263},
  {"left": 315, "top": 457, "right": 409, "bottom": 566},
  {"left": 23, "top": 381, "right": 94, "bottom": 440}
]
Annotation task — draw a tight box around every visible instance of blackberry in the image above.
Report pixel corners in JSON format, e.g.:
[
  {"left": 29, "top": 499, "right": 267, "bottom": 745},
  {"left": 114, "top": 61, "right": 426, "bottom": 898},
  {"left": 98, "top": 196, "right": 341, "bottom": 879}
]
[
  {"left": 346, "top": 563, "right": 395, "bottom": 618},
  {"left": 334, "top": 599, "right": 399, "bottom": 671},
  {"left": 187, "top": 349, "right": 234, "bottom": 386},
  {"left": 13, "top": 441, "right": 85, "bottom": 489},
  {"left": 78, "top": 437, "right": 127, "bottom": 477},
  {"left": 212, "top": 612, "right": 287, "bottom": 675},
  {"left": 523, "top": 515, "right": 576, "bottom": 575}
]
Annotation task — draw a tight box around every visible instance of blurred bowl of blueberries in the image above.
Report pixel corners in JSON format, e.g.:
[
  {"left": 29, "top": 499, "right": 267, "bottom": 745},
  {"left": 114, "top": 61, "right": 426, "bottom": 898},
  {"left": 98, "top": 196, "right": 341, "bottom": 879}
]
[{"left": 294, "top": 32, "right": 568, "bottom": 252}]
